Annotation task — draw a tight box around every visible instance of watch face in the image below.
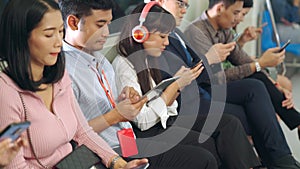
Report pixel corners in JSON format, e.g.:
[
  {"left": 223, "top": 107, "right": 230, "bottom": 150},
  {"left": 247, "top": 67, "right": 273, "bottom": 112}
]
[{"left": 255, "top": 62, "right": 261, "bottom": 72}]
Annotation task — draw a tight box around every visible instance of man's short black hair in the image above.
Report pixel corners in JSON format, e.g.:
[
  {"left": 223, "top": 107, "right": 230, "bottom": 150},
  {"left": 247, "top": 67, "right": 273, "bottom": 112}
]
[
  {"left": 59, "top": 0, "right": 113, "bottom": 27},
  {"left": 243, "top": 0, "right": 253, "bottom": 8},
  {"left": 208, "top": 0, "right": 244, "bottom": 9}
]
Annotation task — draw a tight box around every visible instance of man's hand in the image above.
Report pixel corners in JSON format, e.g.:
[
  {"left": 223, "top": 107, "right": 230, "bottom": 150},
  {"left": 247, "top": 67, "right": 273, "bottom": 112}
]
[
  {"left": 118, "top": 86, "right": 141, "bottom": 103},
  {"left": 258, "top": 47, "right": 285, "bottom": 68},
  {"left": 281, "top": 88, "right": 294, "bottom": 109},
  {"left": 114, "top": 158, "right": 148, "bottom": 169},
  {"left": 205, "top": 42, "right": 236, "bottom": 64},
  {"left": 238, "top": 25, "right": 265, "bottom": 47},
  {"left": 115, "top": 97, "right": 147, "bottom": 122}
]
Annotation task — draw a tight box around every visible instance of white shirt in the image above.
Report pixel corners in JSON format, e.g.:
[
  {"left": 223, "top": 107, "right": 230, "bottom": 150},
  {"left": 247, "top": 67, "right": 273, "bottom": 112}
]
[{"left": 112, "top": 55, "right": 178, "bottom": 131}]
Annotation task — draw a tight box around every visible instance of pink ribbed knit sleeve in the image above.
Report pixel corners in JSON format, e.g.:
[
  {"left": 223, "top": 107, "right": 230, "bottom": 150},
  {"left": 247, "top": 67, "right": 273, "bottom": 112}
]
[
  {"left": 0, "top": 74, "right": 31, "bottom": 168},
  {"left": 65, "top": 73, "right": 117, "bottom": 168}
]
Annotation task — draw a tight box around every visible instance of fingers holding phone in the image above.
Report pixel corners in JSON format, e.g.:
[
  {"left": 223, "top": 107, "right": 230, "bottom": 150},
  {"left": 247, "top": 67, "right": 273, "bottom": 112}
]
[
  {"left": 262, "top": 39, "right": 291, "bottom": 67},
  {"left": 115, "top": 96, "right": 147, "bottom": 122},
  {"left": 175, "top": 63, "right": 203, "bottom": 90},
  {"left": 0, "top": 138, "right": 21, "bottom": 167},
  {"left": 277, "top": 40, "right": 290, "bottom": 62},
  {"left": 131, "top": 162, "right": 149, "bottom": 169},
  {"left": 125, "top": 159, "right": 149, "bottom": 169},
  {"left": 191, "top": 61, "right": 204, "bottom": 78},
  {"left": 0, "top": 122, "right": 30, "bottom": 142},
  {"left": 0, "top": 123, "right": 28, "bottom": 167},
  {"left": 118, "top": 86, "right": 142, "bottom": 104},
  {"left": 259, "top": 46, "right": 286, "bottom": 68},
  {"left": 232, "top": 33, "right": 242, "bottom": 42},
  {"left": 205, "top": 43, "right": 235, "bottom": 64},
  {"left": 191, "top": 60, "right": 202, "bottom": 69},
  {"left": 278, "top": 39, "right": 291, "bottom": 52}
]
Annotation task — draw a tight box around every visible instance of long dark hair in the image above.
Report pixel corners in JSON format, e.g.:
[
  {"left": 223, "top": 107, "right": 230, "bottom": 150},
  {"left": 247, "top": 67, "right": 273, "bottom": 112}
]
[
  {"left": 117, "top": 3, "right": 176, "bottom": 94},
  {"left": 0, "top": 0, "right": 65, "bottom": 92}
]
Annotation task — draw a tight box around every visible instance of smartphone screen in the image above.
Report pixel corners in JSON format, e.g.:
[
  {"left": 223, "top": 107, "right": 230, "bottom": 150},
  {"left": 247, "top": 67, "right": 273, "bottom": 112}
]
[
  {"left": 278, "top": 39, "right": 291, "bottom": 52},
  {"left": 0, "top": 121, "right": 31, "bottom": 142},
  {"left": 232, "top": 33, "right": 242, "bottom": 42}
]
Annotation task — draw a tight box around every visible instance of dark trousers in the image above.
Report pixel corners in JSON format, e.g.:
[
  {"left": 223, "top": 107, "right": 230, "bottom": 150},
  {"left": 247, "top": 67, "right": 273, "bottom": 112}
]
[
  {"left": 133, "top": 114, "right": 260, "bottom": 169},
  {"left": 248, "top": 72, "right": 300, "bottom": 130},
  {"left": 113, "top": 137, "right": 217, "bottom": 169},
  {"left": 136, "top": 129, "right": 218, "bottom": 169},
  {"left": 215, "top": 78, "right": 292, "bottom": 166},
  {"left": 200, "top": 98, "right": 252, "bottom": 135}
]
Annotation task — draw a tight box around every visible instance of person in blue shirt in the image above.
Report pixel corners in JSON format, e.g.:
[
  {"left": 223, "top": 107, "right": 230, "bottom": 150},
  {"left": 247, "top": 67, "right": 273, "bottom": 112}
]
[{"left": 272, "top": 0, "right": 300, "bottom": 43}]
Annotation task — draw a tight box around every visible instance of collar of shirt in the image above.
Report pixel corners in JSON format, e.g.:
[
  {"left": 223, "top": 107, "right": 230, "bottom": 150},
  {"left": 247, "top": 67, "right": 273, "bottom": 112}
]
[
  {"left": 173, "top": 31, "right": 188, "bottom": 49},
  {"left": 63, "top": 41, "right": 106, "bottom": 69},
  {"left": 200, "top": 11, "right": 233, "bottom": 43}
]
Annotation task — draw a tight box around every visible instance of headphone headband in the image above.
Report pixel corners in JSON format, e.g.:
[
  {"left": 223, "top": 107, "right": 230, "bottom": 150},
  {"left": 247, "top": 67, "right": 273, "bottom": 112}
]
[{"left": 139, "top": 1, "right": 159, "bottom": 25}]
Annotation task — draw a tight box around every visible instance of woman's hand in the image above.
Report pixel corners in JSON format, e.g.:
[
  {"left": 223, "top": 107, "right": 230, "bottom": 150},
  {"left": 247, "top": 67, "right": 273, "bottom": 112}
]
[
  {"left": 0, "top": 137, "right": 27, "bottom": 167},
  {"left": 174, "top": 62, "right": 204, "bottom": 90}
]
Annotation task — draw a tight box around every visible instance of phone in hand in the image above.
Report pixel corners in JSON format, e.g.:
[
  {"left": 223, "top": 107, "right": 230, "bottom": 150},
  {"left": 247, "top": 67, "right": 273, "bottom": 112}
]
[
  {"left": 132, "top": 163, "right": 149, "bottom": 169},
  {"left": 0, "top": 121, "right": 31, "bottom": 142},
  {"left": 191, "top": 60, "right": 203, "bottom": 69},
  {"left": 278, "top": 39, "right": 291, "bottom": 52},
  {"left": 231, "top": 33, "right": 242, "bottom": 42}
]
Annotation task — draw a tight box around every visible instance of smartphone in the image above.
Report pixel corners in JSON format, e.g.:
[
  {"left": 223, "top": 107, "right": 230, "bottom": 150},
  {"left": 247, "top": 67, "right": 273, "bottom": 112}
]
[
  {"left": 191, "top": 60, "right": 203, "bottom": 69},
  {"left": 117, "top": 128, "right": 138, "bottom": 157},
  {"left": 260, "top": 22, "right": 268, "bottom": 28},
  {"left": 278, "top": 39, "right": 291, "bottom": 52},
  {"left": 232, "top": 33, "right": 242, "bottom": 42},
  {"left": 132, "top": 163, "right": 149, "bottom": 169},
  {"left": 0, "top": 121, "right": 31, "bottom": 142}
]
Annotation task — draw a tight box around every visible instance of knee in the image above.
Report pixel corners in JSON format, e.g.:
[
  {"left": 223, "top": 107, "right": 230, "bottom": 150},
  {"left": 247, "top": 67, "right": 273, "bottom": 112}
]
[
  {"left": 244, "top": 78, "right": 265, "bottom": 89},
  {"left": 219, "top": 114, "right": 242, "bottom": 129},
  {"left": 251, "top": 72, "right": 269, "bottom": 81},
  {"left": 242, "top": 78, "right": 268, "bottom": 95},
  {"left": 181, "top": 147, "right": 218, "bottom": 168},
  {"left": 199, "top": 151, "right": 219, "bottom": 169}
]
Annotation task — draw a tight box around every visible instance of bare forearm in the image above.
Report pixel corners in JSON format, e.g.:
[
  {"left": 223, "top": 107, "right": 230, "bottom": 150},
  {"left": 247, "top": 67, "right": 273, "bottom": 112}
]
[
  {"left": 161, "top": 82, "right": 180, "bottom": 106},
  {"left": 88, "top": 109, "right": 122, "bottom": 133}
]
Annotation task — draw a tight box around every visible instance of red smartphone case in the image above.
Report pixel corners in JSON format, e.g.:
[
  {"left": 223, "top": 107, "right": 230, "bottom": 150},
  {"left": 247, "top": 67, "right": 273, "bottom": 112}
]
[{"left": 117, "top": 128, "right": 138, "bottom": 157}]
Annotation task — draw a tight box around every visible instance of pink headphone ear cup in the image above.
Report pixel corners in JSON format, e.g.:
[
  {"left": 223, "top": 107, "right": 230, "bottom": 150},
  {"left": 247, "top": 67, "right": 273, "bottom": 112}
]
[{"left": 132, "top": 25, "right": 149, "bottom": 43}]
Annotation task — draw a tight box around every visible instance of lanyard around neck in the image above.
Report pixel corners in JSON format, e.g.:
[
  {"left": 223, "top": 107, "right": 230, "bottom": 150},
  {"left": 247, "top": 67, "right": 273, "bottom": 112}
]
[{"left": 90, "top": 66, "right": 116, "bottom": 108}]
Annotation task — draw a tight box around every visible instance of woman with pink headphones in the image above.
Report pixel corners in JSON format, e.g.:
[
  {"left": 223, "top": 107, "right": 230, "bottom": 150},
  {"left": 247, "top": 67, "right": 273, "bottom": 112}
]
[{"left": 112, "top": 2, "right": 260, "bottom": 169}]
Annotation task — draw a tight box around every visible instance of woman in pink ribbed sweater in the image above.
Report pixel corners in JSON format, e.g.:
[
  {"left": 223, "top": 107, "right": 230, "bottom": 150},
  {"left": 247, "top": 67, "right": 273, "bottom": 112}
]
[{"left": 0, "top": 0, "right": 147, "bottom": 168}]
